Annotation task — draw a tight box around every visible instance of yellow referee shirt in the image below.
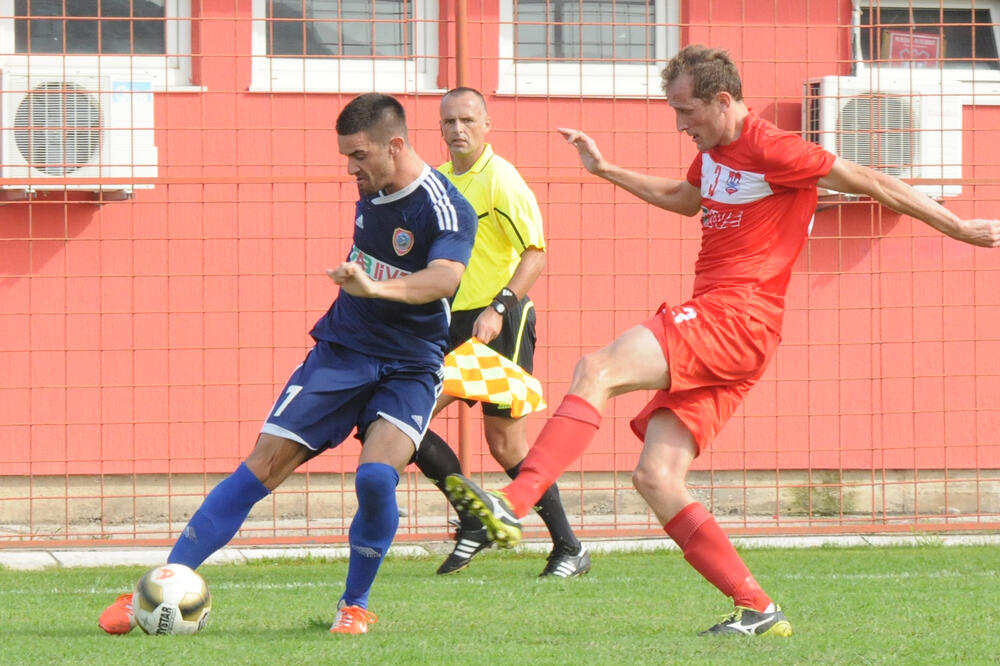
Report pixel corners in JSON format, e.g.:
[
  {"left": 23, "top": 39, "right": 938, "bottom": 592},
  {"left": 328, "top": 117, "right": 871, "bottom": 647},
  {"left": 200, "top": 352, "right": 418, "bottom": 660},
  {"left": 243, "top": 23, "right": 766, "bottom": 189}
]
[{"left": 439, "top": 144, "right": 546, "bottom": 311}]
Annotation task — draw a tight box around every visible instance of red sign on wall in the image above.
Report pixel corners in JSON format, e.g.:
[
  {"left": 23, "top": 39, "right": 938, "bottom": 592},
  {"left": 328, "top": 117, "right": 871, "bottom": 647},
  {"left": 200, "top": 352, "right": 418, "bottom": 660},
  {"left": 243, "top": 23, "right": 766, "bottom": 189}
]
[{"left": 882, "top": 30, "right": 944, "bottom": 67}]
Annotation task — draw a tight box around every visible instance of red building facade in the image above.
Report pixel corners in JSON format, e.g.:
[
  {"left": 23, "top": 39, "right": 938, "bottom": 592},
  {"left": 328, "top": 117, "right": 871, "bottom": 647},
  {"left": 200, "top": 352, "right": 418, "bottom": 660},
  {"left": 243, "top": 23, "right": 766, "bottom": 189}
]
[{"left": 2, "top": 1, "right": 999, "bottom": 487}]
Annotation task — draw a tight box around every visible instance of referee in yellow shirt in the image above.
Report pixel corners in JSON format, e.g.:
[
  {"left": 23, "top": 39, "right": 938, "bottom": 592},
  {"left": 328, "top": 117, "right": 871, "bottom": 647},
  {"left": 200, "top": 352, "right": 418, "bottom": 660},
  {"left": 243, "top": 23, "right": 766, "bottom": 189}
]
[{"left": 414, "top": 87, "right": 589, "bottom": 577}]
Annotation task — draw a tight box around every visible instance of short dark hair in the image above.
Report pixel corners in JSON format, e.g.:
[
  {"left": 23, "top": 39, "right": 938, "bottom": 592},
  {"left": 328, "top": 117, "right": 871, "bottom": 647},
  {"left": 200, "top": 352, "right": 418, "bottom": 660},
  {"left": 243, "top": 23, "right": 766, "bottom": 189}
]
[
  {"left": 661, "top": 45, "right": 743, "bottom": 102},
  {"left": 336, "top": 93, "right": 408, "bottom": 144},
  {"left": 441, "top": 86, "right": 488, "bottom": 112}
]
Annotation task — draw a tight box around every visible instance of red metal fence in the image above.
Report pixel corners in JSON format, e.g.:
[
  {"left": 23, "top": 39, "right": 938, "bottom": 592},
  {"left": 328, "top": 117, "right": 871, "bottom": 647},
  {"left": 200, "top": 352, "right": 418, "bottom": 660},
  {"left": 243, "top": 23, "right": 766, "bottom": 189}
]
[{"left": 2, "top": 1, "right": 1000, "bottom": 548}]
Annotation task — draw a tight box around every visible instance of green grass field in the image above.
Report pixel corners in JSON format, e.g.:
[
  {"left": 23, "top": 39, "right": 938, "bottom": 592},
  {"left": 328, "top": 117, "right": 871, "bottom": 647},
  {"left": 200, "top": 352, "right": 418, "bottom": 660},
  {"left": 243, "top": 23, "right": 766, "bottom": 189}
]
[{"left": 2, "top": 544, "right": 997, "bottom": 665}]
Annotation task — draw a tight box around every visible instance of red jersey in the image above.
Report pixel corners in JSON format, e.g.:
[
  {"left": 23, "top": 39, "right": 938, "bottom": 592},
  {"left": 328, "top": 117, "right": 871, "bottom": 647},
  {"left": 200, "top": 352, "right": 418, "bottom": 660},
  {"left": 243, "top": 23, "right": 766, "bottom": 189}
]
[{"left": 686, "top": 111, "right": 836, "bottom": 329}]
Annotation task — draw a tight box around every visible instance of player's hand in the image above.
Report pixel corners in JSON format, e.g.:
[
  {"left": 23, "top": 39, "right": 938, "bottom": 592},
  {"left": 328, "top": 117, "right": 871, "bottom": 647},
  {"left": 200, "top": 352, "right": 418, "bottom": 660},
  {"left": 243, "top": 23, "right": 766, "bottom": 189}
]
[
  {"left": 557, "top": 127, "right": 608, "bottom": 175},
  {"left": 471, "top": 307, "right": 503, "bottom": 344},
  {"left": 326, "top": 262, "right": 379, "bottom": 298},
  {"left": 956, "top": 219, "right": 1000, "bottom": 248}
]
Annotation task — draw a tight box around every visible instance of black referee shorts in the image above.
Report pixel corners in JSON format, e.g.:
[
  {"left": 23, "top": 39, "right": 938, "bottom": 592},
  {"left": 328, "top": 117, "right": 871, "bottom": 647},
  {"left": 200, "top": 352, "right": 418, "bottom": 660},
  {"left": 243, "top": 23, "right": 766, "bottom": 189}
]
[{"left": 448, "top": 296, "right": 536, "bottom": 418}]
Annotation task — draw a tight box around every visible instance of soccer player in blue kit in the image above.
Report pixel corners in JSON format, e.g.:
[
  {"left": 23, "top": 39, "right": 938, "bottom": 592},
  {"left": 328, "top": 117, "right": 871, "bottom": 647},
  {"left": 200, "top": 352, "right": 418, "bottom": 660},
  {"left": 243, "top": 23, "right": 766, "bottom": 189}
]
[{"left": 99, "top": 93, "right": 478, "bottom": 636}]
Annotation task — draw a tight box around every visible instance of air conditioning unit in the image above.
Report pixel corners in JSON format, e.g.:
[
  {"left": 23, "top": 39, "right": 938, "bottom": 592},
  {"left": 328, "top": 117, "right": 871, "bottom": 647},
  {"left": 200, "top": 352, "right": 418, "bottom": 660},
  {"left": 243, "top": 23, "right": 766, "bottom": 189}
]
[
  {"left": 1, "top": 71, "right": 158, "bottom": 194},
  {"left": 803, "top": 75, "right": 962, "bottom": 198}
]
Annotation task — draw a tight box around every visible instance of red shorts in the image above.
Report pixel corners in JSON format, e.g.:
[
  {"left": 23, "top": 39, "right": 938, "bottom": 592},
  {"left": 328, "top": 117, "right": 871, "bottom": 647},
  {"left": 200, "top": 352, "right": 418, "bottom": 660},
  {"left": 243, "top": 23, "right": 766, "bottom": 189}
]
[{"left": 630, "top": 287, "right": 782, "bottom": 455}]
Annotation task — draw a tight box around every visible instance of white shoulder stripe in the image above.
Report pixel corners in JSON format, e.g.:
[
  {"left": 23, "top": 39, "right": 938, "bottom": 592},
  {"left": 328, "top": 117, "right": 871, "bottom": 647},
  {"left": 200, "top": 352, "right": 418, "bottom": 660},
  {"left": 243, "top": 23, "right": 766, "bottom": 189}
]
[
  {"left": 422, "top": 176, "right": 458, "bottom": 232},
  {"left": 423, "top": 176, "right": 456, "bottom": 232}
]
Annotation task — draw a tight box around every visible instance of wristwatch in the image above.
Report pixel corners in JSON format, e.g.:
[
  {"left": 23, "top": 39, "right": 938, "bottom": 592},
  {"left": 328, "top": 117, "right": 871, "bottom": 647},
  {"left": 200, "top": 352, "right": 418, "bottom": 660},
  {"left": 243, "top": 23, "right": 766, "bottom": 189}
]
[{"left": 490, "top": 287, "right": 518, "bottom": 315}]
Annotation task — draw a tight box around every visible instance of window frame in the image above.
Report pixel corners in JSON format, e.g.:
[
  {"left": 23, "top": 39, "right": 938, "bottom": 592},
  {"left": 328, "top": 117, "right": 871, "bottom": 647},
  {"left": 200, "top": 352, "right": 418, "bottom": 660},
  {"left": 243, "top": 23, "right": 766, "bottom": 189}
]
[
  {"left": 249, "top": 0, "right": 441, "bottom": 93},
  {"left": 497, "top": 0, "right": 679, "bottom": 98},
  {"left": 851, "top": 0, "right": 1000, "bottom": 102},
  {"left": 0, "top": 0, "right": 193, "bottom": 89}
]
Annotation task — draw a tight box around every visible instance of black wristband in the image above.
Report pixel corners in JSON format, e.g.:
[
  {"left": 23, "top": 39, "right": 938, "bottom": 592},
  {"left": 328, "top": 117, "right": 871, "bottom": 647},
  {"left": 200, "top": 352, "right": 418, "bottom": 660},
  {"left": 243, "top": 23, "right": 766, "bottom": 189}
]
[{"left": 490, "top": 287, "right": 518, "bottom": 315}]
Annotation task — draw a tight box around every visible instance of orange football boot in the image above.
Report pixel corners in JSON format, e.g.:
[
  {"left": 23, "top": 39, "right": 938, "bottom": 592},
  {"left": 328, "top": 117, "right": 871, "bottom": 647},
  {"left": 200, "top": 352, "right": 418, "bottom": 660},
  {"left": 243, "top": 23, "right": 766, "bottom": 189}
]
[{"left": 98, "top": 593, "right": 136, "bottom": 635}]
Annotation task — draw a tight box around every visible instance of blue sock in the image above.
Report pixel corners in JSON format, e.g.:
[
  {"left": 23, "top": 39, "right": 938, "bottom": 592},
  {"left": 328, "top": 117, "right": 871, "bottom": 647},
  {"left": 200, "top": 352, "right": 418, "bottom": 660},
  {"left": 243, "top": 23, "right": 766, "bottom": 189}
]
[
  {"left": 341, "top": 462, "right": 400, "bottom": 609},
  {"left": 168, "top": 462, "right": 270, "bottom": 569}
]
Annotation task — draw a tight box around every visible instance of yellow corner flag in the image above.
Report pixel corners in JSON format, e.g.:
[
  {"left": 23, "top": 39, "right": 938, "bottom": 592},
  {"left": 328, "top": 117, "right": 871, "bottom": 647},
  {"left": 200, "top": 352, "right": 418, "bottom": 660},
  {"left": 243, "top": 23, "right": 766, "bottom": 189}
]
[{"left": 442, "top": 338, "right": 546, "bottom": 418}]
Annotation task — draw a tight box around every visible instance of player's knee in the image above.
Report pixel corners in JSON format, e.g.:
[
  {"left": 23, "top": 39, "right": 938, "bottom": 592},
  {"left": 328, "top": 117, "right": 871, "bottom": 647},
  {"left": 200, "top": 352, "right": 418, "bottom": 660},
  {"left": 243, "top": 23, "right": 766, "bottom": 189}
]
[
  {"left": 354, "top": 462, "right": 400, "bottom": 515},
  {"left": 629, "top": 464, "right": 654, "bottom": 495},
  {"left": 356, "top": 462, "right": 398, "bottom": 494},
  {"left": 571, "top": 352, "right": 612, "bottom": 393},
  {"left": 244, "top": 434, "right": 305, "bottom": 489},
  {"left": 631, "top": 460, "right": 683, "bottom": 498}
]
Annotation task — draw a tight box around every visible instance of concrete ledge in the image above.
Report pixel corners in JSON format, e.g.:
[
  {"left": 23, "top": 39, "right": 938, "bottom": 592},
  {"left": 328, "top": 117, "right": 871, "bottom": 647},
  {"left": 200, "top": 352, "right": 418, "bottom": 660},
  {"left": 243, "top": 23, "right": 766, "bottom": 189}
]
[{"left": 4, "top": 533, "right": 1000, "bottom": 570}]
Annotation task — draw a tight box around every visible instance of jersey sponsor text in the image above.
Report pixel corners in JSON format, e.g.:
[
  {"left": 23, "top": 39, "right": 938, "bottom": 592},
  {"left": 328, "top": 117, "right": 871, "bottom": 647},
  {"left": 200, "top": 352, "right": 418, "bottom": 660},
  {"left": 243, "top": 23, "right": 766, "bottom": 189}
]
[
  {"left": 701, "top": 208, "right": 744, "bottom": 230},
  {"left": 348, "top": 245, "right": 412, "bottom": 281}
]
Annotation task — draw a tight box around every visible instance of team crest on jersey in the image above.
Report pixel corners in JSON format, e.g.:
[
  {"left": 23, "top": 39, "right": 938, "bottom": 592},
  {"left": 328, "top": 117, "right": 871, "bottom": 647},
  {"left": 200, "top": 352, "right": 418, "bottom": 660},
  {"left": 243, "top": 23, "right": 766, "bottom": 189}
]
[
  {"left": 724, "top": 170, "right": 742, "bottom": 195},
  {"left": 393, "top": 227, "right": 414, "bottom": 256}
]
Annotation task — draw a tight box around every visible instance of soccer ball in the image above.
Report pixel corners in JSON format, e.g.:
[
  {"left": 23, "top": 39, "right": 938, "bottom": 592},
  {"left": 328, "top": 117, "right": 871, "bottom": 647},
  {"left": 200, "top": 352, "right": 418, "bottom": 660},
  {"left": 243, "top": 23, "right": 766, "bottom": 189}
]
[{"left": 133, "top": 563, "right": 212, "bottom": 635}]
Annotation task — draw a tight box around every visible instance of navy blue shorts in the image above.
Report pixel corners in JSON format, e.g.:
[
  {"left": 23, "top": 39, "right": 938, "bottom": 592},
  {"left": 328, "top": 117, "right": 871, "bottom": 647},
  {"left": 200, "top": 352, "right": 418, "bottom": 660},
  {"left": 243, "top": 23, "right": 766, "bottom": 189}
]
[{"left": 261, "top": 340, "right": 443, "bottom": 451}]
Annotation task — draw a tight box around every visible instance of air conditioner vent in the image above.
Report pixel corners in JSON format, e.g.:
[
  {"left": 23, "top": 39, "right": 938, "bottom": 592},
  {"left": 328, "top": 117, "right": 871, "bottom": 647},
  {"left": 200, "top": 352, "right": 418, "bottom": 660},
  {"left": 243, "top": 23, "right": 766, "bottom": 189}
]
[
  {"left": 1, "top": 70, "right": 158, "bottom": 193},
  {"left": 837, "top": 93, "right": 916, "bottom": 177},
  {"left": 13, "top": 80, "right": 105, "bottom": 176},
  {"left": 802, "top": 75, "right": 962, "bottom": 198}
]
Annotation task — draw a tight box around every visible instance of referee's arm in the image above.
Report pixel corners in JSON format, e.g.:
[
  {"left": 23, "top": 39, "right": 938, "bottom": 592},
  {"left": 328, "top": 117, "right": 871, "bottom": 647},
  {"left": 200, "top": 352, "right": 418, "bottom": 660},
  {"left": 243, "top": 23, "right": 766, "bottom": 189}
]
[
  {"left": 472, "top": 245, "right": 545, "bottom": 343},
  {"left": 504, "top": 246, "right": 546, "bottom": 300}
]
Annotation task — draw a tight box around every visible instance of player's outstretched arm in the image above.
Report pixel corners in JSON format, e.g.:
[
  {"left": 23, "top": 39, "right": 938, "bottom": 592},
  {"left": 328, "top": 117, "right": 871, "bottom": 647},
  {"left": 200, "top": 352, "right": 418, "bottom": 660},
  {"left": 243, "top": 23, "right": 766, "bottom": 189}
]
[
  {"left": 818, "top": 158, "right": 1000, "bottom": 248},
  {"left": 557, "top": 127, "right": 702, "bottom": 216},
  {"left": 327, "top": 258, "right": 465, "bottom": 303}
]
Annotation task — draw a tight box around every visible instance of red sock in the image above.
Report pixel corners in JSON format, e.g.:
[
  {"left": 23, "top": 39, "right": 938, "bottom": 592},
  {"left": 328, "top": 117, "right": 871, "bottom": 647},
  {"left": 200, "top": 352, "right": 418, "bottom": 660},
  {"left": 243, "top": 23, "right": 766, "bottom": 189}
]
[
  {"left": 503, "top": 394, "right": 601, "bottom": 517},
  {"left": 664, "top": 503, "right": 772, "bottom": 611}
]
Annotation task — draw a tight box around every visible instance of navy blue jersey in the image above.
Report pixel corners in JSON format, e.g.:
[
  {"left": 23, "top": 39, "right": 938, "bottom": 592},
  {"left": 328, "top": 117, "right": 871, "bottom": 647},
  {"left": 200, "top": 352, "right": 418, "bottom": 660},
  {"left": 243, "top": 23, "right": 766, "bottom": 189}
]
[{"left": 310, "top": 165, "right": 477, "bottom": 363}]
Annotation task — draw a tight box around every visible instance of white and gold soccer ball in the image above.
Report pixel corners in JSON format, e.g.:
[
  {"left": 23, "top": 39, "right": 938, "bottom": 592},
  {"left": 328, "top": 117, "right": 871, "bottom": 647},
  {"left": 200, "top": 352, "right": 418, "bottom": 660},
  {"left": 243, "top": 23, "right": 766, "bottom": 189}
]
[{"left": 133, "top": 563, "right": 212, "bottom": 635}]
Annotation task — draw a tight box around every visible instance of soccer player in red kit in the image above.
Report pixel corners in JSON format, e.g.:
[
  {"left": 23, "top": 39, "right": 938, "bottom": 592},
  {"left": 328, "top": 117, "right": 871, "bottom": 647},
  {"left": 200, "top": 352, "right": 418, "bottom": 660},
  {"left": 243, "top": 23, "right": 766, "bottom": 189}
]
[{"left": 446, "top": 44, "right": 1000, "bottom": 636}]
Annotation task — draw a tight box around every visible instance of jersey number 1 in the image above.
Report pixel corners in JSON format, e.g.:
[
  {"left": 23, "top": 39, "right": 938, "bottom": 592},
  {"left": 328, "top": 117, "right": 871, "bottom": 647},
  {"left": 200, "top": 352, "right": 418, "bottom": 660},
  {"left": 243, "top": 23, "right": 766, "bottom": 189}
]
[{"left": 273, "top": 385, "right": 303, "bottom": 417}]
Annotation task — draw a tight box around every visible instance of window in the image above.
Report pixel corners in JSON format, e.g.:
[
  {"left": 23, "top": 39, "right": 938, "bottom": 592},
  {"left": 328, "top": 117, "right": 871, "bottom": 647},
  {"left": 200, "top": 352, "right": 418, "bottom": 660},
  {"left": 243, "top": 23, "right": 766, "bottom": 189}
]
[
  {"left": 0, "top": 0, "right": 193, "bottom": 88},
  {"left": 853, "top": 0, "right": 1000, "bottom": 93},
  {"left": 14, "top": 0, "right": 166, "bottom": 54},
  {"left": 498, "top": 0, "right": 679, "bottom": 97},
  {"left": 515, "top": 0, "right": 653, "bottom": 61},
  {"left": 267, "top": 0, "right": 411, "bottom": 57},
  {"left": 252, "top": 0, "right": 439, "bottom": 93}
]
